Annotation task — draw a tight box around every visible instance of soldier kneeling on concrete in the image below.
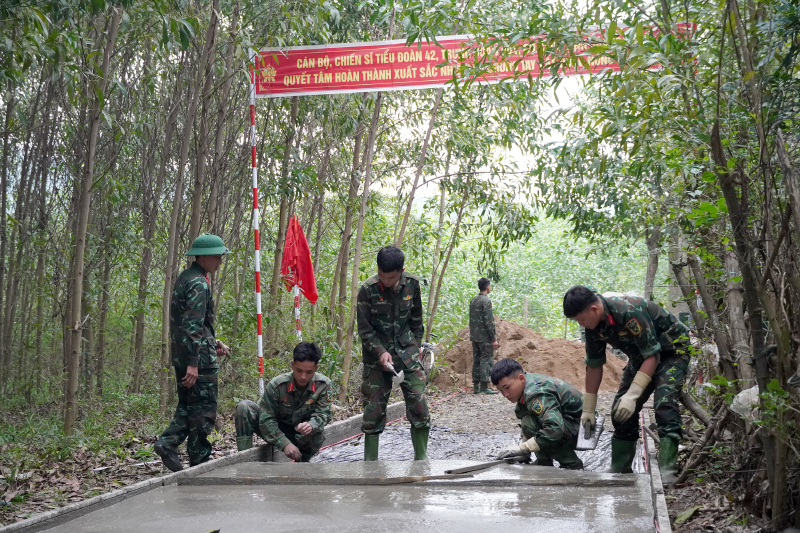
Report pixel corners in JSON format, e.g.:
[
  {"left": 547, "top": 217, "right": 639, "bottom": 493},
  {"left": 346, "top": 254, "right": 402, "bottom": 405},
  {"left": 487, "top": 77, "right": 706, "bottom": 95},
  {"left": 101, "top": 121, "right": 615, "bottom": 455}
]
[
  {"left": 492, "top": 358, "right": 584, "bottom": 470},
  {"left": 235, "top": 342, "right": 334, "bottom": 462}
]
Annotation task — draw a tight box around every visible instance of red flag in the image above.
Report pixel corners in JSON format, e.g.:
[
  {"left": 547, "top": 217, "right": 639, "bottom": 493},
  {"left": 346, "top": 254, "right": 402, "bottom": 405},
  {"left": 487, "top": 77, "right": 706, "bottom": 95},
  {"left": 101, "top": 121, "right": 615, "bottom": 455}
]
[{"left": 280, "top": 215, "right": 318, "bottom": 304}]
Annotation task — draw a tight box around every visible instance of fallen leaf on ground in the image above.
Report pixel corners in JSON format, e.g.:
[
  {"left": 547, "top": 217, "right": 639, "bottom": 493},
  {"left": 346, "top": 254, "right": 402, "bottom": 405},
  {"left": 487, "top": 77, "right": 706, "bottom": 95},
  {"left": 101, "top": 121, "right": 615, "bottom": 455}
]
[{"left": 674, "top": 505, "right": 703, "bottom": 525}]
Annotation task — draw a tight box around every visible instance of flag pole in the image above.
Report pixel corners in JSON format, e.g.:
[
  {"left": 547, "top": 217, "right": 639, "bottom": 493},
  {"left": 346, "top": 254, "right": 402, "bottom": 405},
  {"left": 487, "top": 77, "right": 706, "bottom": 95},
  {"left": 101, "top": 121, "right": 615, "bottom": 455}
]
[
  {"left": 250, "top": 50, "right": 264, "bottom": 396},
  {"left": 294, "top": 284, "right": 302, "bottom": 342}
]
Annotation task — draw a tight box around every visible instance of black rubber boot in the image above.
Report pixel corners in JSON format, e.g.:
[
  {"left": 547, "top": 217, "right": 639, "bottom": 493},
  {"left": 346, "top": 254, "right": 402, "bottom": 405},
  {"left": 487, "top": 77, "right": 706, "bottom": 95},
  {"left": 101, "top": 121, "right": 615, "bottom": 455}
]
[
  {"left": 658, "top": 436, "right": 680, "bottom": 485},
  {"left": 154, "top": 441, "right": 183, "bottom": 472},
  {"left": 236, "top": 436, "right": 253, "bottom": 452},
  {"left": 609, "top": 437, "right": 636, "bottom": 473},
  {"left": 410, "top": 427, "right": 429, "bottom": 460},
  {"left": 364, "top": 434, "right": 379, "bottom": 461},
  {"left": 478, "top": 382, "right": 498, "bottom": 394},
  {"left": 473, "top": 382, "right": 480, "bottom": 394}
]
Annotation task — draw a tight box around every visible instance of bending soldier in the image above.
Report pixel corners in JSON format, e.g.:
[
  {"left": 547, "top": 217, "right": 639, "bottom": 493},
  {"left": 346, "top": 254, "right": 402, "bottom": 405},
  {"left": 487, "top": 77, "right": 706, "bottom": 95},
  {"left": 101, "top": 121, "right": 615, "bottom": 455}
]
[
  {"left": 563, "top": 286, "right": 690, "bottom": 482},
  {"left": 235, "top": 342, "right": 333, "bottom": 462},
  {"left": 357, "top": 246, "right": 430, "bottom": 461},
  {"left": 493, "top": 358, "right": 584, "bottom": 470},
  {"left": 469, "top": 277, "right": 499, "bottom": 394}
]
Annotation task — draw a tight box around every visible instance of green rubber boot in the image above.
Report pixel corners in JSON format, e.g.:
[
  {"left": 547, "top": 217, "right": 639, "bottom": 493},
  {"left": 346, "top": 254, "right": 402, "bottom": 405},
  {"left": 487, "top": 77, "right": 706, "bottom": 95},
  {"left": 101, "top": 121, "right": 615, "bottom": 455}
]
[
  {"left": 410, "top": 427, "right": 429, "bottom": 460},
  {"left": 610, "top": 437, "right": 636, "bottom": 473},
  {"left": 478, "top": 382, "right": 498, "bottom": 394},
  {"left": 658, "top": 436, "right": 680, "bottom": 485},
  {"left": 236, "top": 436, "right": 253, "bottom": 452},
  {"left": 364, "top": 434, "right": 379, "bottom": 461},
  {"left": 473, "top": 382, "right": 480, "bottom": 394}
]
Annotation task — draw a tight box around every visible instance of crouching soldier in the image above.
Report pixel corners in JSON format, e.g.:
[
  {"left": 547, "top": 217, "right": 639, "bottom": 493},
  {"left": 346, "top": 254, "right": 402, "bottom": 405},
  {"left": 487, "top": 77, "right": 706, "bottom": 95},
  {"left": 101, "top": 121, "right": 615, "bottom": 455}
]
[
  {"left": 492, "top": 358, "right": 584, "bottom": 470},
  {"left": 235, "top": 342, "right": 333, "bottom": 462}
]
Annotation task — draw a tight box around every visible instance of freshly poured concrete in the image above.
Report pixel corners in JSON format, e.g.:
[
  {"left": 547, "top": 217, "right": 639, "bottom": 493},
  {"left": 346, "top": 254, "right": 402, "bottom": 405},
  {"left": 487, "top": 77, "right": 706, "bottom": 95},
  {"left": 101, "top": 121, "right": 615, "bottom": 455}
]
[{"left": 43, "top": 460, "right": 655, "bottom": 532}]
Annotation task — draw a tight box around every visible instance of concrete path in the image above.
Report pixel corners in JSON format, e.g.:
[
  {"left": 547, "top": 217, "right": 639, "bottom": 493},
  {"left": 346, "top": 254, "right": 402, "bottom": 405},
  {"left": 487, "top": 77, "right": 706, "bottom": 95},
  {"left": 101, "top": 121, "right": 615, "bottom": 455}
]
[{"left": 44, "top": 460, "right": 655, "bottom": 532}]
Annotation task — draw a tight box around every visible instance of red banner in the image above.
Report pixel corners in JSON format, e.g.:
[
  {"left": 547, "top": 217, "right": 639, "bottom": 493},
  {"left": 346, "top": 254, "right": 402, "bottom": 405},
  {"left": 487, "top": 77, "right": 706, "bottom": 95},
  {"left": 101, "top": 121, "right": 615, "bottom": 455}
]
[{"left": 252, "top": 35, "right": 623, "bottom": 98}]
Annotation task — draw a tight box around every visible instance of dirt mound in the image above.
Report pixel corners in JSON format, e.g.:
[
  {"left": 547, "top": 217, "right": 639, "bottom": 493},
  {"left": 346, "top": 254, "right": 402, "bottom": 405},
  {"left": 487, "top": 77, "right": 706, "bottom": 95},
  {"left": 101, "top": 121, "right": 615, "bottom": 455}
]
[{"left": 433, "top": 317, "right": 626, "bottom": 392}]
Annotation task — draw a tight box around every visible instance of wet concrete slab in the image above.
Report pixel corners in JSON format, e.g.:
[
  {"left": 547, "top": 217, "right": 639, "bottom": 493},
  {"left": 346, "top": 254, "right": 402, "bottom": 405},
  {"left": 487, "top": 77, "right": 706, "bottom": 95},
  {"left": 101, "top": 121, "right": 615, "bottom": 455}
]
[{"left": 44, "top": 460, "right": 655, "bottom": 532}]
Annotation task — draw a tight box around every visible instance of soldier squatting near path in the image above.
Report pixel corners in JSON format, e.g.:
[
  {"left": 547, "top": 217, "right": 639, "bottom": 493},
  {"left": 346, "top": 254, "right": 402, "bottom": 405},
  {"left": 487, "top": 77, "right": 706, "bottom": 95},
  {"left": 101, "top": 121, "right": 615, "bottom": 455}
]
[
  {"left": 153, "top": 241, "right": 685, "bottom": 483},
  {"left": 492, "top": 358, "right": 584, "bottom": 470},
  {"left": 234, "top": 342, "right": 334, "bottom": 462}
]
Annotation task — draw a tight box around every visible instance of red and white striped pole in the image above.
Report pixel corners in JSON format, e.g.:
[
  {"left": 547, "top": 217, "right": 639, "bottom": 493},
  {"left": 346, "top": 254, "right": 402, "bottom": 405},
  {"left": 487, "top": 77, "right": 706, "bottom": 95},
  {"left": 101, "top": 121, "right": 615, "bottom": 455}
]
[
  {"left": 250, "top": 51, "right": 265, "bottom": 396},
  {"left": 294, "top": 284, "right": 302, "bottom": 342}
]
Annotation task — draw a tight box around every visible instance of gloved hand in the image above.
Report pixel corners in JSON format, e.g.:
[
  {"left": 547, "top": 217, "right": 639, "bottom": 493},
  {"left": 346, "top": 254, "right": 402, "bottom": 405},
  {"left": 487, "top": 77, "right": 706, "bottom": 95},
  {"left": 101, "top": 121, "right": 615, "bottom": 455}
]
[
  {"left": 497, "top": 437, "right": 539, "bottom": 460},
  {"left": 612, "top": 371, "right": 651, "bottom": 423},
  {"left": 497, "top": 444, "right": 530, "bottom": 460},
  {"left": 582, "top": 392, "right": 597, "bottom": 438}
]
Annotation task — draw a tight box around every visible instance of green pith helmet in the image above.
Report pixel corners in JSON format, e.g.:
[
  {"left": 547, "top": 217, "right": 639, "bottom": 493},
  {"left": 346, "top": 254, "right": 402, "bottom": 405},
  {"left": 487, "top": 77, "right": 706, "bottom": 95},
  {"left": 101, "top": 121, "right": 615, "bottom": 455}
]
[{"left": 185, "top": 234, "right": 231, "bottom": 256}]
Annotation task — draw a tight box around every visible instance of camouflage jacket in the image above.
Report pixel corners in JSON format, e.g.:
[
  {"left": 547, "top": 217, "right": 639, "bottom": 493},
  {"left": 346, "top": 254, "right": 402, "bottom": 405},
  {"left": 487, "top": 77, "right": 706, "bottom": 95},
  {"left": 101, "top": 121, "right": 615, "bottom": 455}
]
[
  {"left": 469, "top": 293, "right": 496, "bottom": 342},
  {"left": 584, "top": 293, "right": 690, "bottom": 369},
  {"left": 357, "top": 272, "right": 424, "bottom": 366},
  {"left": 258, "top": 372, "right": 334, "bottom": 450},
  {"left": 515, "top": 373, "right": 583, "bottom": 448},
  {"left": 170, "top": 262, "right": 217, "bottom": 369}
]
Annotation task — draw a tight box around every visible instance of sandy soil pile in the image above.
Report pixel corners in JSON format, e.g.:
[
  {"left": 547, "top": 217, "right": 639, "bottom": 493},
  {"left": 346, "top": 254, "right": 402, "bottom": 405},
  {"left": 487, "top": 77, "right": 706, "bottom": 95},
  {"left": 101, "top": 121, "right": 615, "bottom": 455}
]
[{"left": 432, "top": 317, "right": 626, "bottom": 392}]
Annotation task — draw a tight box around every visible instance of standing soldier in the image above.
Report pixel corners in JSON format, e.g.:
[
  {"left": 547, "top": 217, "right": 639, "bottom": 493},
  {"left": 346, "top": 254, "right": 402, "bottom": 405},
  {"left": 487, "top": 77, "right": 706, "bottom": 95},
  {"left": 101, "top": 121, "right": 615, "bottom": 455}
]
[
  {"left": 357, "top": 246, "right": 430, "bottom": 461},
  {"left": 153, "top": 234, "right": 230, "bottom": 472},
  {"left": 563, "top": 286, "right": 690, "bottom": 482},
  {"left": 234, "top": 342, "right": 333, "bottom": 462},
  {"left": 469, "top": 277, "right": 499, "bottom": 394},
  {"left": 492, "top": 358, "right": 584, "bottom": 470}
]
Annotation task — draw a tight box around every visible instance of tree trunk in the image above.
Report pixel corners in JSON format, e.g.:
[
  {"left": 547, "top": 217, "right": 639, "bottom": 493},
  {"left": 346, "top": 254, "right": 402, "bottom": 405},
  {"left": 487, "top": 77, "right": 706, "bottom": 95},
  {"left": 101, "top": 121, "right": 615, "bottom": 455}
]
[
  {"left": 131, "top": 55, "right": 184, "bottom": 394},
  {"left": 207, "top": 0, "right": 239, "bottom": 235},
  {"left": 159, "top": 0, "right": 219, "bottom": 415},
  {"left": 643, "top": 226, "right": 661, "bottom": 300},
  {"left": 426, "top": 181, "right": 447, "bottom": 325},
  {"left": 427, "top": 178, "right": 471, "bottom": 337},
  {"left": 0, "top": 83, "right": 15, "bottom": 382},
  {"left": 188, "top": 59, "right": 215, "bottom": 243},
  {"left": 334, "top": 97, "right": 367, "bottom": 345},
  {"left": 724, "top": 249, "right": 753, "bottom": 382},
  {"left": 64, "top": 8, "right": 122, "bottom": 435},
  {"left": 711, "top": 120, "right": 785, "bottom": 524},
  {"left": 669, "top": 234, "right": 706, "bottom": 332},
  {"left": 687, "top": 253, "right": 737, "bottom": 381},
  {"left": 81, "top": 275, "right": 94, "bottom": 392},
  {"left": 396, "top": 88, "right": 444, "bottom": 247},
  {"left": 95, "top": 251, "right": 111, "bottom": 397},
  {"left": 340, "top": 92, "right": 382, "bottom": 402}
]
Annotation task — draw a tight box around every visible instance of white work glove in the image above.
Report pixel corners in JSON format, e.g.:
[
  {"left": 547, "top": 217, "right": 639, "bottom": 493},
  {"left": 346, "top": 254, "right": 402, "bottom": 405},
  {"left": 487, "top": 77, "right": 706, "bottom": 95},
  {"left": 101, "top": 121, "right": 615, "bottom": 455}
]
[
  {"left": 497, "top": 437, "right": 539, "bottom": 459},
  {"left": 582, "top": 392, "right": 597, "bottom": 439},
  {"left": 612, "top": 371, "right": 651, "bottom": 423}
]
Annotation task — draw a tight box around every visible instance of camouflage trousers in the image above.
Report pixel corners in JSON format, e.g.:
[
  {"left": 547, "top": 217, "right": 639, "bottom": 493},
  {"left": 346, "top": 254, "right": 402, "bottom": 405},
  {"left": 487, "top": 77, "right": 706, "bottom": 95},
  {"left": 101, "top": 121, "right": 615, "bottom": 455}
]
[
  {"left": 612, "top": 351, "right": 689, "bottom": 442},
  {"left": 521, "top": 415, "right": 583, "bottom": 470},
  {"left": 158, "top": 367, "right": 218, "bottom": 466},
  {"left": 234, "top": 399, "right": 324, "bottom": 462},
  {"left": 471, "top": 342, "right": 494, "bottom": 384},
  {"left": 361, "top": 354, "right": 430, "bottom": 435}
]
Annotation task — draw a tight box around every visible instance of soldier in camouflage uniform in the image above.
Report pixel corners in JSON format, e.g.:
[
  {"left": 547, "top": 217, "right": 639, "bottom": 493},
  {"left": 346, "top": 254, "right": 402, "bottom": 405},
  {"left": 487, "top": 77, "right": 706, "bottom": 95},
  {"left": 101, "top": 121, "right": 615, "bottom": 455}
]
[
  {"left": 564, "top": 285, "right": 690, "bottom": 482},
  {"left": 469, "top": 277, "right": 499, "bottom": 394},
  {"left": 154, "top": 234, "right": 231, "bottom": 472},
  {"left": 357, "top": 246, "right": 430, "bottom": 461},
  {"left": 235, "top": 342, "right": 333, "bottom": 462},
  {"left": 492, "top": 359, "right": 584, "bottom": 469}
]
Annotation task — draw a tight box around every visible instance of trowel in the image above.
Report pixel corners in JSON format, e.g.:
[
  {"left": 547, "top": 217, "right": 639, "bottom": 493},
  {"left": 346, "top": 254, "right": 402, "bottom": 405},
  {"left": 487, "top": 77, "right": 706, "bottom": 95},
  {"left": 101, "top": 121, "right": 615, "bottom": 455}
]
[
  {"left": 576, "top": 414, "right": 605, "bottom": 451},
  {"left": 385, "top": 362, "right": 405, "bottom": 386}
]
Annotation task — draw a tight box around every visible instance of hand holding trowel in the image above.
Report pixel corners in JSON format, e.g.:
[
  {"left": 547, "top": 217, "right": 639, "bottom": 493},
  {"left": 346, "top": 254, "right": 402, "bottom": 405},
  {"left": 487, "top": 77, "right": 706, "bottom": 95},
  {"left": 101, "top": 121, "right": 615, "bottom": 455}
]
[
  {"left": 385, "top": 361, "right": 405, "bottom": 386},
  {"left": 379, "top": 352, "right": 404, "bottom": 386}
]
